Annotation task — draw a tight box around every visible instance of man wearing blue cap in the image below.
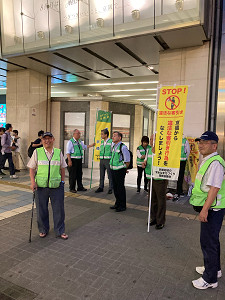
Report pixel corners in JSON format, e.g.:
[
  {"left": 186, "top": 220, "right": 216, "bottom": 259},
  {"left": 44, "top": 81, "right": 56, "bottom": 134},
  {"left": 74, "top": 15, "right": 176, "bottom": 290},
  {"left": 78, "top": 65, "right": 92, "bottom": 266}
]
[
  {"left": 28, "top": 132, "right": 68, "bottom": 240},
  {"left": 190, "top": 131, "right": 225, "bottom": 289}
]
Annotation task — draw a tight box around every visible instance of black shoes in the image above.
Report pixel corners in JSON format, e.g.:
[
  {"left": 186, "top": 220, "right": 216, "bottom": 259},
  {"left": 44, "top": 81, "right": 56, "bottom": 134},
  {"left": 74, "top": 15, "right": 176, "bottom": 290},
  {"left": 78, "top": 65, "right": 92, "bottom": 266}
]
[
  {"left": 110, "top": 205, "right": 118, "bottom": 209},
  {"left": 108, "top": 189, "right": 112, "bottom": 194},
  {"left": 155, "top": 224, "right": 164, "bottom": 230},
  {"left": 95, "top": 187, "right": 103, "bottom": 193},
  {"left": 150, "top": 220, "right": 157, "bottom": 226},
  {"left": 115, "top": 207, "right": 126, "bottom": 212},
  {"left": 77, "top": 187, "right": 87, "bottom": 191},
  {"left": 69, "top": 189, "right": 77, "bottom": 193},
  {"left": 137, "top": 189, "right": 140, "bottom": 193},
  {"left": 144, "top": 188, "right": 149, "bottom": 193}
]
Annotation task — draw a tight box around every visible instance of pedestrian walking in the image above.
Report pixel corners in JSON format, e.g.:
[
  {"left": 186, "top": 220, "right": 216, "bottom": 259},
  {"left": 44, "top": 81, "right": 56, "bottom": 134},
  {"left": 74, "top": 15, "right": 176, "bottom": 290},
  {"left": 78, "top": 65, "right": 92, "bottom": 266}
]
[
  {"left": 190, "top": 131, "right": 225, "bottom": 290},
  {"left": 0, "top": 127, "right": 6, "bottom": 176},
  {"left": 12, "top": 130, "right": 21, "bottom": 172},
  {"left": 27, "top": 132, "right": 68, "bottom": 240},
  {"left": 0, "top": 123, "right": 18, "bottom": 178}
]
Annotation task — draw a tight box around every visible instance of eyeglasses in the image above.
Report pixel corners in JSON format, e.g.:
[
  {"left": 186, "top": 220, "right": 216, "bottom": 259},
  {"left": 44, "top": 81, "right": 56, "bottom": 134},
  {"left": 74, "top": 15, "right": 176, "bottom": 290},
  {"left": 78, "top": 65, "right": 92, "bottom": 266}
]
[{"left": 197, "top": 140, "right": 215, "bottom": 145}]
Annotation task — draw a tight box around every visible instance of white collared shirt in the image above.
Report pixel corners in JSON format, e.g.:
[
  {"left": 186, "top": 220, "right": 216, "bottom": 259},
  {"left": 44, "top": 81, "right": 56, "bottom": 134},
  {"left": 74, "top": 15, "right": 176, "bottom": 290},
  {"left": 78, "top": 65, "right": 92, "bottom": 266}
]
[
  {"left": 199, "top": 152, "right": 224, "bottom": 192},
  {"left": 66, "top": 138, "right": 87, "bottom": 154}
]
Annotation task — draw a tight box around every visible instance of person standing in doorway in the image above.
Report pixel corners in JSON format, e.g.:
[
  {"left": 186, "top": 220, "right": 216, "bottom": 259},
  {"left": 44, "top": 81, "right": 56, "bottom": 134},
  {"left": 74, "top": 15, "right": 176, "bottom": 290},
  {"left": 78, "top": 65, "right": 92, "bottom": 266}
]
[
  {"left": 110, "top": 131, "right": 130, "bottom": 212},
  {"left": 66, "top": 129, "right": 95, "bottom": 193},
  {"left": 95, "top": 129, "right": 113, "bottom": 194}
]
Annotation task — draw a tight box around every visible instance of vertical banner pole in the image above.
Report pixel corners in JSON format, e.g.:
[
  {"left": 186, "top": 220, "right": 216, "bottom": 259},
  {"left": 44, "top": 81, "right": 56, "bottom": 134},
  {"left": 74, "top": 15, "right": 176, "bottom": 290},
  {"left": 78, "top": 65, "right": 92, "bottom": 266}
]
[
  {"left": 147, "top": 85, "right": 160, "bottom": 233},
  {"left": 90, "top": 109, "right": 98, "bottom": 189}
]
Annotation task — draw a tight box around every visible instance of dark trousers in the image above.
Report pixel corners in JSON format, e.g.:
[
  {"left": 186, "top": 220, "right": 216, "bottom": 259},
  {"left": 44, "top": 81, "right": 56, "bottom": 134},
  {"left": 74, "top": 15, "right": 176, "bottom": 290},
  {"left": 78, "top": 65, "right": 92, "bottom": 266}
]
[
  {"left": 201, "top": 209, "right": 225, "bottom": 283},
  {"left": 99, "top": 159, "right": 113, "bottom": 190},
  {"left": 151, "top": 179, "right": 167, "bottom": 225},
  {"left": 0, "top": 153, "right": 15, "bottom": 175},
  {"left": 111, "top": 168, "right": 126, "bottom": 209},
  {"left": 137, "top": 166, "right": 148, "bottom": 190},
  {"left": 68, "top": 158, "right": 83, "bottom": 191},
  {"left": 35, "top": 182, "right": 65, "bottom": 236},
  {"left": 177, "top": 160, "right": 186, "bottom": 195}
]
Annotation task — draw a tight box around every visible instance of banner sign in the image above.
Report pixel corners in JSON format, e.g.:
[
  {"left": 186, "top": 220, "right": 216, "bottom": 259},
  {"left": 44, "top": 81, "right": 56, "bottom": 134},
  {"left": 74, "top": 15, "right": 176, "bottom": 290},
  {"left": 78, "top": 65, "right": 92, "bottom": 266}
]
[
  {"left": 184, "top": 137, "right": 199, "bottom": 184},
  {"left": 94, "top": 110, "right": 112, "bottom": 162},
  {"left": 153, "top": 86, "right": 188, "bottom": 180}
]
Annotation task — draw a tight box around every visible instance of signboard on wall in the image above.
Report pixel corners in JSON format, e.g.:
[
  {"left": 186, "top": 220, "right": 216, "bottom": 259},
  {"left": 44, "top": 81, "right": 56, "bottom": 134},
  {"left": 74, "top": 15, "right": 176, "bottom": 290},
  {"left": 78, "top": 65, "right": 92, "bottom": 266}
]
[{"left": 0, "top": 104, "right": 6, "bottom": 127}]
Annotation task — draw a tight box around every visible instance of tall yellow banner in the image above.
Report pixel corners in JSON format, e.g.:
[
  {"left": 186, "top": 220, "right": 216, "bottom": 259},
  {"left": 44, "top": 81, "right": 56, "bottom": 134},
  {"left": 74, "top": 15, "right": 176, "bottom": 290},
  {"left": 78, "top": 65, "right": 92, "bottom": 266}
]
[
  {"left": 94, "top": 110, "right": 112, "bottom": 162},
  {"left": 186, "top": 137, "right": 199, "bottom": 183},
  {"left": 153, "top": 86, "right": 188, "bottom": 180}
]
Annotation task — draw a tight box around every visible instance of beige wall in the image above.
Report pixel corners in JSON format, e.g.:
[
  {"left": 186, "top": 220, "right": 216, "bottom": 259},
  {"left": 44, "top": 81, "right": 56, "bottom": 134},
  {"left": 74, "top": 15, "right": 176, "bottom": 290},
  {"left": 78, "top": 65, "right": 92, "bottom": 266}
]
[
  {"left": 89, "top": 101, "right": 109, "bottom": 168},
  {"left": 133, "top": 105, "right": 143, "bottom": 166},
  {"left": 159, "top": 42, "right": 210, "bottom": 138},
  {"left": 50, "top": 101, "right": 61, "bottom": 148},
  {"left": 6, "top": 70, "right": 50, "bottom": 168}
]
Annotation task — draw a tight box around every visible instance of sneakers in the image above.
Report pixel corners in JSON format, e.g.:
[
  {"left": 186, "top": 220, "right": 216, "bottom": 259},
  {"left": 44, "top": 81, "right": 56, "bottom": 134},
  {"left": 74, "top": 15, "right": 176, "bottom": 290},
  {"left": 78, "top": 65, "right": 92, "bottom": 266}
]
[
  {"left": 95, "top": 187, "right": 103, "bottom": 193},
  {"left": 10, "top": 175, "right": 18, "bottom": 179},
  {"left": 192, "top": 277, "right": 218, "bottom": 289},
  {"left": 196, "top": 266, "right": 222, "bottom": 278},
  {"left": 0, "top": 170, "right": 6, "bottom": 175}
]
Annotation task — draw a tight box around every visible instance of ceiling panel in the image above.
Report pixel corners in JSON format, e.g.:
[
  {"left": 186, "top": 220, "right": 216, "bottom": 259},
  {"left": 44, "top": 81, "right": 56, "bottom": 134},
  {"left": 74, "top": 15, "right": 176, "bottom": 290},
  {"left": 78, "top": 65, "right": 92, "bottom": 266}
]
[{"left": 87, "top": 41, "right": 141, "bottom": 68}]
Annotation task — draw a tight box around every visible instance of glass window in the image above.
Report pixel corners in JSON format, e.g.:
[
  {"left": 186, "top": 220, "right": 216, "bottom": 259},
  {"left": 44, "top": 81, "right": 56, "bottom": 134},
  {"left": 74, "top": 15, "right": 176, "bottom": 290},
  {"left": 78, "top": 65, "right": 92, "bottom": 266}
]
[
  {"left": 64, "top": 112, "right": 85, "bottom": 160},
  {"left": 112, "top": 114, "right": 130, "bottom": 149}
]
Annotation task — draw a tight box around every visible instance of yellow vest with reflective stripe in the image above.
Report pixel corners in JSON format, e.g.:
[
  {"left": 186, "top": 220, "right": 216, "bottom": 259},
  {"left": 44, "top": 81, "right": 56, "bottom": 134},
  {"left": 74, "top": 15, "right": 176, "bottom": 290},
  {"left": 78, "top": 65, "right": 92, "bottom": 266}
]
[
  {"left": 110, "top": 143, "right": 126, "bottom": 170},
  {"left": 137, "top": 145, "right": 150, "bottom": 166},
  {"left": 70, "top": 139, "right": 83, "bottom": 159},
  {"left": 100, "top": 139, "right": 112, "bottom": 159},
  {"left": 190, "top": 155, "right": 225, "bottom": 209},
  {"left": 35, "top": 147, "right": 61, "bottom": 188}
]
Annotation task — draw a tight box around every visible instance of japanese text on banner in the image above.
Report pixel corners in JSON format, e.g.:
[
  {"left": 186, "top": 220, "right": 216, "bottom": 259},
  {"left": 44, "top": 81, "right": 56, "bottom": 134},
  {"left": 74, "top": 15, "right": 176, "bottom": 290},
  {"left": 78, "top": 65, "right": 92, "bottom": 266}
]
[
  {"left": 94, "top": 110, "right": 112, "bottom": 162},
  {"left": 153, "top": 86, "right": 188, "bottom": 180}
]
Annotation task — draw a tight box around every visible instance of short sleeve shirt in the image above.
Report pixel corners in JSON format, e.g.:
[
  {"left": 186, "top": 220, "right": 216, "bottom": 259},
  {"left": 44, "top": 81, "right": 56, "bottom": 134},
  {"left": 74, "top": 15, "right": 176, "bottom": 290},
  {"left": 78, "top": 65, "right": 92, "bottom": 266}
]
[{"left": 27, "top": 147, "right": 67, "bottom": 170}]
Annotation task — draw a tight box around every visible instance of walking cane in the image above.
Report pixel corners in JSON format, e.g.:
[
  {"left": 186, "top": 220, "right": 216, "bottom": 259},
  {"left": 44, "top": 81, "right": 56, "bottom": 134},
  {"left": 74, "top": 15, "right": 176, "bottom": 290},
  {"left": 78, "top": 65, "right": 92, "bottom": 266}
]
[
  {"left": 29, "top": 192, "right": 35, "bottom": 243},
  {"left": 19, "top": 153, "right": 27, "bottom": 169}
]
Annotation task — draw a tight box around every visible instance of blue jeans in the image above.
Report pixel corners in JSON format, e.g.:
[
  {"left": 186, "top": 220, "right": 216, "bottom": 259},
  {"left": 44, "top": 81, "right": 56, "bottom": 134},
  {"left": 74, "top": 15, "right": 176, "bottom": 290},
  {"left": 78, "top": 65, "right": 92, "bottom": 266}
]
[
  {"left": 35, "top": 182, "right": 65, "bottom": 236},
  {"left": 201, "top": 208, "right": 225, "bottom": 283}
]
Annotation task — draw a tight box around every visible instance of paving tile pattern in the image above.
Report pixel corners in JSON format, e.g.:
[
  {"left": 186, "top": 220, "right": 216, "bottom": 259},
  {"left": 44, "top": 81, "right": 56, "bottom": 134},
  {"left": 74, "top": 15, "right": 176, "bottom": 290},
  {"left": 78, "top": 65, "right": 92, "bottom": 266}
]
[{"left": 0, "top": 171, "right": 225, "bottom": 299}]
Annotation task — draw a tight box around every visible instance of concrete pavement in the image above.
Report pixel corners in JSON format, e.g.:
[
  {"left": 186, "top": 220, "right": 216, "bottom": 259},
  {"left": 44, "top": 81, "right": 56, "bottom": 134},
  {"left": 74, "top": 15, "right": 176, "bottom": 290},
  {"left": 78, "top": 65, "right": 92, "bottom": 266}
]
[{"left": 0, "top": 170, "right": 225, "bottom": 299}]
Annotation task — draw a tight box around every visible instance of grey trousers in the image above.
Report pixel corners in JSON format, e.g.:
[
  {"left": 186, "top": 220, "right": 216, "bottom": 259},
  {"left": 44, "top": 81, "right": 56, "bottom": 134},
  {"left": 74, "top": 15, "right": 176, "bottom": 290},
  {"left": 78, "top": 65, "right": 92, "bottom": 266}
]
[
  {"left": 99, "top": 159, "right": 113, "bottom": 190},
  {"left": 35, "top": 182, "right": 65, "bottom": 236}
]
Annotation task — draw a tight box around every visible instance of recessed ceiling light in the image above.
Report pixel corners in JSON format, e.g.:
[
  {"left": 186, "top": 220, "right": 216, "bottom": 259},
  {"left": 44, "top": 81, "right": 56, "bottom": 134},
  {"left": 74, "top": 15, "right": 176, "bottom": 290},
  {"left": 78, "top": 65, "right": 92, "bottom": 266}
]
[
  {"left": 87, "top": 81, "right": 158, "bottom": 86},
  {"left": 138, "top": 98, "right": 156, "bottom": 101},
  {"left": 109, "top": 95, "right": 133, "bottom": 97},
  {"left": 98, "top": 88, "right": 158, "bottom": 92}
]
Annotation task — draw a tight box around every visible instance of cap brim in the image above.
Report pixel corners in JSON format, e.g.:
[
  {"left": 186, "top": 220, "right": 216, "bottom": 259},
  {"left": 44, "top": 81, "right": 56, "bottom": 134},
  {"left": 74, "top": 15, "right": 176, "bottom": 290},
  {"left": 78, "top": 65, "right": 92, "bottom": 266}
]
[{"left": 195, "top": 138, "right": 201, "bottom": 142}]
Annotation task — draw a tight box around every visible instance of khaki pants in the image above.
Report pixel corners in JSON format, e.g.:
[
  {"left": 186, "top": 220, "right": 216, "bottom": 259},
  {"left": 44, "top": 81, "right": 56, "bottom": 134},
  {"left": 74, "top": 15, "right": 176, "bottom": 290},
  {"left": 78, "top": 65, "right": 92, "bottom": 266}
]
[{"left": 12, "top": 152, "right": 20, "bottom": 170}]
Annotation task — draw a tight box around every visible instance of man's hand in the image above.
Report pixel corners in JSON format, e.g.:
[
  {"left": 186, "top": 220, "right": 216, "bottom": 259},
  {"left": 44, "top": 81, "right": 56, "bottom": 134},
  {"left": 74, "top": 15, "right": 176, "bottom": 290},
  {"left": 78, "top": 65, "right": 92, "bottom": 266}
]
[
  {"left": 141, "top": 155, "right": 145, "bottom": 159},
  {"left": 68, "top": 159, "right": 72, "bottom": 167},
  {"left": 31, "top": 182, "right": 37, "bottom": 192},
  {"left": 142, "top": 161, "right": 146, "bottom": 169},
  {"left": 199, "top": 209, "right": 208, "bottom": 222}
]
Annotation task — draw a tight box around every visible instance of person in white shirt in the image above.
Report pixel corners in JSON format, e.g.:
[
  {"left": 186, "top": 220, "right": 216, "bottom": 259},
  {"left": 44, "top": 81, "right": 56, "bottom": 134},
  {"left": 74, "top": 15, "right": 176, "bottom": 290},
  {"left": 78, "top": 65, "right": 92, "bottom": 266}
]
[
  {"left": 66, "top": 129, "right": 95, "bottom": 193},
  {"left": 12, "top": 129, "right": 20, "bottom": 172},
  {"left": 27, "top": 132, "right": 68, "bottom": 240}
]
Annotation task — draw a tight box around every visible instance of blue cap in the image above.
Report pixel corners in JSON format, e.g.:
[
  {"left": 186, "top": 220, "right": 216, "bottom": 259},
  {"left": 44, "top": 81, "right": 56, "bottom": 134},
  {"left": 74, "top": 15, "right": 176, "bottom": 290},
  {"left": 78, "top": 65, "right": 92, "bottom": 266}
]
[{"left": 195, "top": 131, "right": 218, "bottom": 143}]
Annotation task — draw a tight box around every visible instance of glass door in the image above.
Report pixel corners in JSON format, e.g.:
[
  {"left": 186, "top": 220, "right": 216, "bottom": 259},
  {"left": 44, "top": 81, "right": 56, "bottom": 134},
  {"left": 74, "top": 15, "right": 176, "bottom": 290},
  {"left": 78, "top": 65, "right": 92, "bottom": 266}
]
[{"left": 64, "top": 112, "right": 86, "bottom": 163}]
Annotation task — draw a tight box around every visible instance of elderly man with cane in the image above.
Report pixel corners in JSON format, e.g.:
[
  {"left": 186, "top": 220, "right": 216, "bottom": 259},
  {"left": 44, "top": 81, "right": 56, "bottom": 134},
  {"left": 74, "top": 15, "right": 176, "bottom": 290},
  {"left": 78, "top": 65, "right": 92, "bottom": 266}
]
[{"left": 27, "top": 132, "right": 68, "bottom": 240}]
